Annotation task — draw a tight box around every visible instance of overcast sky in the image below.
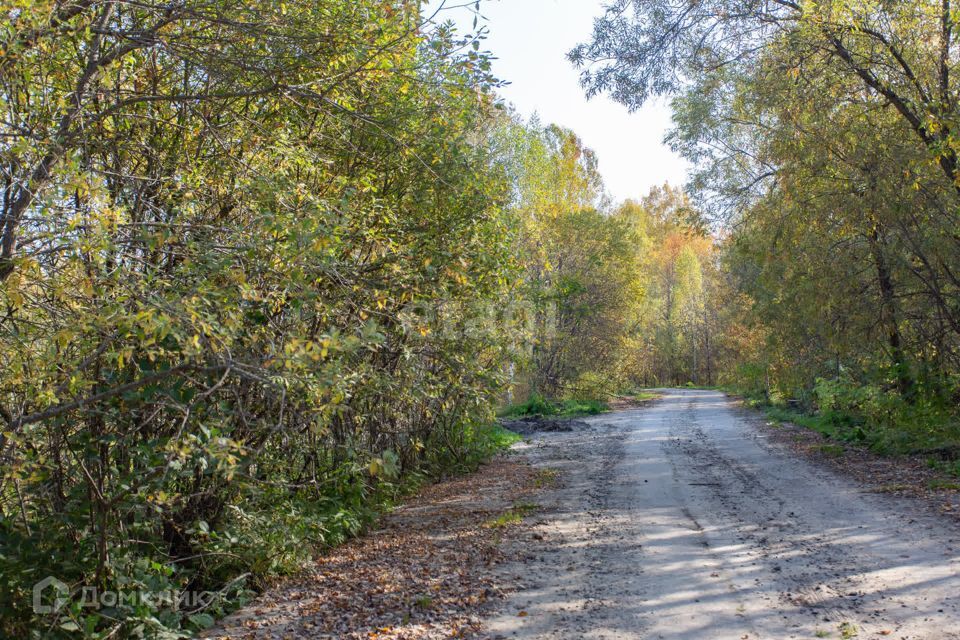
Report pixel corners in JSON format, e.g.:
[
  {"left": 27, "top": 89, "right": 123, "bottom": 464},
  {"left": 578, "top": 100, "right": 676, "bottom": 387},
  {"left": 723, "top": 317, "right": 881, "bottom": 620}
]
[{"left": 427, "top": 0, "right": 689, "bottom": 203}]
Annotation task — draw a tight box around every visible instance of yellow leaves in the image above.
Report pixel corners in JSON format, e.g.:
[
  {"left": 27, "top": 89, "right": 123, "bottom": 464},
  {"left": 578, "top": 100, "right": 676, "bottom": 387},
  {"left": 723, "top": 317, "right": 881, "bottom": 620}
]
[
  {"left": 3, "top": 271, "right": 24, "bottom": 309},
  {"left": 449, "top": 271, "right": 468, "bottom": 286},
  {"left": 146, "top": 491, "right": 171, "bottom": 507},
  {"left": 283, "top": 338, "right": 334, "bottom": 364},
  {"left": 115, "top": 347, "right": 135, "bottom": 369},
  {"left": 312, "top": 235, "right": 331, "bottom": 253}
]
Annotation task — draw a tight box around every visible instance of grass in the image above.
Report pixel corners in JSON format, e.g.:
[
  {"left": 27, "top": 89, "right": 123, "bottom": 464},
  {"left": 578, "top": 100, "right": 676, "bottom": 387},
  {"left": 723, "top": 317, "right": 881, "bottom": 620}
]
[
  {"left": 927, "top": 456, "right": 960, "bottom": 478},
  {"left": 484, "top": 502, "right": 539, "bottom": 528},
  {"left": 763, "top": 405, "right": 841, "bottom": 439},
  {"left": 500, "top": 394, "right": 609, "bottom": 419},
  {"left": 738, "top": 389, "right": 960, "bottom": 485},
  {"left": 928, "top": 478, "right": 960, "bottom": 491},
  {"left": 734, "top": 381, "right": 960, "bottom": 463},
  {"left": 485, "top": 423, "right": 523, "bottom": 448},
  {"left": 812, "top": 443, "right": 845, "bottom": 458},
  {"left": 761, "top": 403, "right": 960, "bottom": 476}
]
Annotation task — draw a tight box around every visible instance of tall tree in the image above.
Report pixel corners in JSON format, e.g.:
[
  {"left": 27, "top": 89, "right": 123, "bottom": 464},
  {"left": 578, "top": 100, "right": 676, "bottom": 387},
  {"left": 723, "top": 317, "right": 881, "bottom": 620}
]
[{"left": 570, "top": 1, "right": 960, "bottom": 188}]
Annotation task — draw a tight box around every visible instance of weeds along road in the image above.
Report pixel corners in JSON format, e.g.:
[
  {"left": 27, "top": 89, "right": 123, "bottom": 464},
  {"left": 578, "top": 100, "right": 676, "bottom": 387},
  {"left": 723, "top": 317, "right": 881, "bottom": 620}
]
[{"left": 485, "top": 389, "right": 960, "bottom": 640}]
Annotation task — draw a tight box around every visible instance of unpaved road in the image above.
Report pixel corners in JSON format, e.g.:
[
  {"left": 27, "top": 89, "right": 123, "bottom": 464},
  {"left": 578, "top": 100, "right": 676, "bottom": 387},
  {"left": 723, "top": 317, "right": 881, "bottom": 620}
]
[{"left": 484, "top": 389, "right": 960, "bottom": 639}]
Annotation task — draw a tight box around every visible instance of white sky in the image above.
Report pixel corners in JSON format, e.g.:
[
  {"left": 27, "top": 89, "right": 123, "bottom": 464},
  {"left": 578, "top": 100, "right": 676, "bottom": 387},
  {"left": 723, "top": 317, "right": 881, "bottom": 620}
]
[{"left": 428, "top": 0, "right": 689, "bottom": 203}]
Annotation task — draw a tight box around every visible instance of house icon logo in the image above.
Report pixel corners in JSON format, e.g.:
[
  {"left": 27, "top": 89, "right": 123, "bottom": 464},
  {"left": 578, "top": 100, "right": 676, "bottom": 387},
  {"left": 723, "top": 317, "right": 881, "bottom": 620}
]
[{"left": 32, "top": 576, "right": 69, "bottom": 614}]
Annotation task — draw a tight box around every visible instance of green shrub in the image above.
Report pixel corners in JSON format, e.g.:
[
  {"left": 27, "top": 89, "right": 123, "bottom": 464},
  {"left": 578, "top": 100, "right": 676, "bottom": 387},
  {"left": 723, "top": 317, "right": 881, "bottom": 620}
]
[
  {"left": 500, "top": 394, "right": 608, "bottom": 418},
  {"left": 501, "top": 393, "right": 558, "bottom": 417}
]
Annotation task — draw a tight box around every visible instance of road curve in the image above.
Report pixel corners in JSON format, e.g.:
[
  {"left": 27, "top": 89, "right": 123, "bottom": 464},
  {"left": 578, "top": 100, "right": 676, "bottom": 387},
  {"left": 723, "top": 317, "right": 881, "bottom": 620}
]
[{"left": 485, "top": 389, "right": 960, "bottom": 640}]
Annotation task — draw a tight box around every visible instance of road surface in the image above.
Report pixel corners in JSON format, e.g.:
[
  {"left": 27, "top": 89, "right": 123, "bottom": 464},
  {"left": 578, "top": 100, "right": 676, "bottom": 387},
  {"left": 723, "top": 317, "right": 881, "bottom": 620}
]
[{"left": 485, "top": 389, "right": 960, "bottom": 639}]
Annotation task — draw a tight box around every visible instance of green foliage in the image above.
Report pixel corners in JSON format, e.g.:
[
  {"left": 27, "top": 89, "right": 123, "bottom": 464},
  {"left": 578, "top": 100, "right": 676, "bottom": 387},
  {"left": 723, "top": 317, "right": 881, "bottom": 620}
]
[
  {"left": 927, "top": 458, "right": 960, "bottom": 480},
  {"left": 557, "top": 399, "right": 608, "bottom": 417},
  {"left": 753, "top": 376, "right": 960, "bottom": 464},
  {"left": 500, "top": 394, "right": 608, "bottom": 419},
  {"left": 496, "top": 118, "right": 644, "bottom": 397},
  {"left": 501, "top": 394, "right": 558, "bottom": 418},
  {"left": 0, "top": 2, "right": 525, "bottom": 637},
  {"left": 567, "top": 371, "right": 618, "bottom": 404}
]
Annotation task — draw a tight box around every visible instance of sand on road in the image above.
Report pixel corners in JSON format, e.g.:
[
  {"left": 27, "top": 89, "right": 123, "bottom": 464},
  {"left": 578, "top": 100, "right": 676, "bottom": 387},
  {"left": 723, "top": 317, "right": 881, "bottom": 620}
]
[{"left": 485, "top": 389, "right": 960, "bottom": 640}]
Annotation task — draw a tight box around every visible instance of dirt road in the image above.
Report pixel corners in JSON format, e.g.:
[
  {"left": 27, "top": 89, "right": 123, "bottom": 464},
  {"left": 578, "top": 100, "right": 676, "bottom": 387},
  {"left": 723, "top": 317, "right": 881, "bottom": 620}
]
[{"left": 484, "top": 389, "right": 960, "bottom": 639}]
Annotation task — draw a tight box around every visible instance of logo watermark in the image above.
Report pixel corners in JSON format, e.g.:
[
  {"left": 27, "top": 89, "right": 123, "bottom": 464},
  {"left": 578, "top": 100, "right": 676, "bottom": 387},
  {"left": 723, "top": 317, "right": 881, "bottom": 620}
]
[
  {"left": 32, "top": 576, "right": 220, "bottom": 614},
  {"left": 32, "top": 576, "right": 69, "bottom": 614}
]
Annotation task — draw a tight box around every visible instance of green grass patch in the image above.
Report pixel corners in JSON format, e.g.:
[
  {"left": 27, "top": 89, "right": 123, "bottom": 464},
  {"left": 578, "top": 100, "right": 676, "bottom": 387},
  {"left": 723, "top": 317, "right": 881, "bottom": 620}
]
[
  {"left": 926, "top": 456, "right": 960, "bottom": 479},
  {"left": 557, "top": 398, "right": 608, "bottom": 416},
  {"left": 484, "top": 502, "right": 539, "bottom": 528},
  {"left": 764, "top": 405, "right": 841, "bottom": 438},
  {"left": 928, "top": 478, "right": 960, "bottom": 491},
  {"left": 485, "top": 423, "right": 523, "bottom": 448},
  {"left": 812, "top": 443, "right": 845, "bottom": 458},
  {"left": 759, "top": 400, "right": 960, "bottom": 465},
  {"left": 746, "top": 389, "right": 960, "bottom": 485},
  {"left": 500, "top": 394, "right": 609, "bottom": 419}
]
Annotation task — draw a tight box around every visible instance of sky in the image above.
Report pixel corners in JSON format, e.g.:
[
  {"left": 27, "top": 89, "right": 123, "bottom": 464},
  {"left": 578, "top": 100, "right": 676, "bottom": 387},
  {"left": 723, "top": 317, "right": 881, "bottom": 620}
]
[{"left": 427, "top": 0, "right": 689, "bottom": 203}]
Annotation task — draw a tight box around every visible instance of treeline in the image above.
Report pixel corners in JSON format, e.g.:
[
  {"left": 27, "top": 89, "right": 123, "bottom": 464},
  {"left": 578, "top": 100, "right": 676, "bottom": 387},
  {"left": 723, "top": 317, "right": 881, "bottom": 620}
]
[
  {"left": 498, "top": 125, "right": 739, "bottom": 401},
  {"left": 574, "top": 1, "right": 960, "bottom": 456},
  {"left": 0, "top": 2, "right": 524, "bottom": 636}
]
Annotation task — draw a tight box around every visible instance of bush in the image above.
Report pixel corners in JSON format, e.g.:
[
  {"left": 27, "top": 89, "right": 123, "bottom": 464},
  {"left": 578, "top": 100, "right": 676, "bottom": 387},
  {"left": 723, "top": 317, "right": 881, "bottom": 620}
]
[
  {"left": 0, "top": 3, "right": 523, "bottom": 637},
  {"left": 500, "top": 393, "right": 608, "bottom": 418},
  {"left": 567, "top": 372, "right": 618, "bottom": 404},
  {"left": 757, "top": 376, "right": 960, "bottom": 456},
  {"left": 501, "top": 393, "right": 558, "bottom": 417}
]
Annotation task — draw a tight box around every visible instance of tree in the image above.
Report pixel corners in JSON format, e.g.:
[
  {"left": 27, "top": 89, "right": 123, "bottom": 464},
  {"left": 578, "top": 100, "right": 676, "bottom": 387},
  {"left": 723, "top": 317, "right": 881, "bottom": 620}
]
[
  {"left": 0, "top": 3, "right": 522, "bottom": 636},
  {"left": 570, "top": 1, "right": 960, "bottom": 188},
  {"left": 496, "top": 117, "right": 643, "bottom": 399}
]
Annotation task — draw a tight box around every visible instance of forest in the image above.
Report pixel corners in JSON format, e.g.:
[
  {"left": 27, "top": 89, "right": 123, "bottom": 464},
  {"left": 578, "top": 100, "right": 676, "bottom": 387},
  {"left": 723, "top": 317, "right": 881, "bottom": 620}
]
[{"left": 1, "top": 1, "right": 959, "bottom": 637}]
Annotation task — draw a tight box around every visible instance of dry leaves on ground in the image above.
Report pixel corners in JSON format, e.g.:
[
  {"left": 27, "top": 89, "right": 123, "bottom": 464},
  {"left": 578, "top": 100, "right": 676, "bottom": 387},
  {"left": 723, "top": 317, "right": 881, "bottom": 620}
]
[{"left": 205, "top": 457, "right": 539, "bottom": 640}]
